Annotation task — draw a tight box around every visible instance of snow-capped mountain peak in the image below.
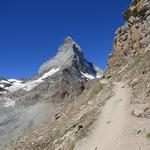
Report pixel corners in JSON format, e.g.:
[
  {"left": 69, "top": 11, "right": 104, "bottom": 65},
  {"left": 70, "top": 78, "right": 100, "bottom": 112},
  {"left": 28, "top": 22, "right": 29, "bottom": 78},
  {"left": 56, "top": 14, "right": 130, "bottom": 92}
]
[
  {"left": 1, "top": 37, "right": 103, "bottom": 95},
  {"left": 38, "top": 37, "right": 103, "bottom": 78},
  {"left": 63, "top": 36, "right": 82, "bottom": 52}
]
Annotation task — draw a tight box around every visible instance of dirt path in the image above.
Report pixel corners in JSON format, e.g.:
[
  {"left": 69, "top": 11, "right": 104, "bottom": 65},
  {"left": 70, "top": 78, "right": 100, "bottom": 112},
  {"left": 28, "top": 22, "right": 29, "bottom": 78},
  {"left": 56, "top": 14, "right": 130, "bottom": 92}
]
[{"left": 74, "top": 82, "right": 150, "bottom": 150}]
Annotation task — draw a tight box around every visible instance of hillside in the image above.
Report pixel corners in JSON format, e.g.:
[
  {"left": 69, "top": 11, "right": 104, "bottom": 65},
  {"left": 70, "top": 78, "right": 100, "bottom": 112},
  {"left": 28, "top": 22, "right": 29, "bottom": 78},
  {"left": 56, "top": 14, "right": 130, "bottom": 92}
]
[{"left": 1, "top": 0, "right": 150, "bottom": 150}]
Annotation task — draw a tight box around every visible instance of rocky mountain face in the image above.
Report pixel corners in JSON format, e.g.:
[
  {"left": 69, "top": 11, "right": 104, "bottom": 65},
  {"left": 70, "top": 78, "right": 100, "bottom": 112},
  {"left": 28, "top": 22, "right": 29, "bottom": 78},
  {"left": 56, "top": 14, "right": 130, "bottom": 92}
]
[
  {"left": 38, "top": 37, "right": 102, "bottom": 78},
  {"left": 106, "top": 0, "right": 150, "bottom": 78},
  {"left": 105, "top": 0, "right": 150, "bottom": 104},
  {"left": 0, "top": 37, "right": 103, "bottom": 149}
]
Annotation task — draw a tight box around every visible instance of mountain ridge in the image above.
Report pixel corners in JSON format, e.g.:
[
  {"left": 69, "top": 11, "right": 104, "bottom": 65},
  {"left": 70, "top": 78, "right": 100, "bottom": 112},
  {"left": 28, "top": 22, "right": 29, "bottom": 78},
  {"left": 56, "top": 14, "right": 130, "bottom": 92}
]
[
  {"left": 38, "top": 36, "right": 103, "bottom": 79},
  {"left": 0, "top": 36, "right": 103, "bottom": 96}
]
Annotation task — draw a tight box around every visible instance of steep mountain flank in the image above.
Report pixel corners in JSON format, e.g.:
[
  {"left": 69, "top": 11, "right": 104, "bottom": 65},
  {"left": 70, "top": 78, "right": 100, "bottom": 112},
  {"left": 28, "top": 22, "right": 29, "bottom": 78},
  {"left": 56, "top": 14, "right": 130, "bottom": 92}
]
[
  {"left": 38, "top": 37, "right": 102, "bottom": 78},
  {"left": 101, "top": 1, "right": 150, "bottom": 148},
  {"left": 105, "top": 0, "right": 150, "bottom": 104},
  {"left": 0, "top": 37, "right": 103, "bottom": 149},
  {"left": 106, "top": 0, "right": 150, "bottom": 79}
]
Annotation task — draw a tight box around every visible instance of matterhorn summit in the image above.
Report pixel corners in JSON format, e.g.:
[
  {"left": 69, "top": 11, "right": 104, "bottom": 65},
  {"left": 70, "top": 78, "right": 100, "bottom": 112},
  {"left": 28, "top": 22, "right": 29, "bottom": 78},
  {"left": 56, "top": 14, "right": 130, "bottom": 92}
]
[{"left": 38, "top": 36, "right": 103, "bottom": 79}]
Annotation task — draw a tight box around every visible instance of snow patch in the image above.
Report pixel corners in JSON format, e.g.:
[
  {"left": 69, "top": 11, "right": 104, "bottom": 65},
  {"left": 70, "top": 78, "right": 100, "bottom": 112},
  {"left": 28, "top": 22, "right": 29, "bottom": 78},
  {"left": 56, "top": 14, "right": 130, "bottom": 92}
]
[
  {"left": 40, "top": 68, "right": 60, "bottom": 79},
  {"left": 6, "top": 80, "right": 25, "bottom": 92},
  {"left": 9, "top": 79, "right": 22, "bottom": 83},
  {"left": 96, "top": 73, "right": 103, "bottom": 79},
  {"left": 0, "top": 80, "right": 11, "bottom": 88},
  {"left": 81, "top": 72, "right": 96, "bottom": 80},
  {"left": 0, "top": 80, "right": 11, "bottom": 84},
  {"left": 0, "top": 84, "right": 5, "bottom": 88},
  {"left": 4, "top": 98, "right": 15, "bottom": 107},
  {"left": 0, "top": 91, "right": 6, "bottom": 95},
  {"left": 23, "top": 68, "right": 60, "bottom": 91},
  {"left": 6, "top": 68, "right": 60, "bottom": 92}
]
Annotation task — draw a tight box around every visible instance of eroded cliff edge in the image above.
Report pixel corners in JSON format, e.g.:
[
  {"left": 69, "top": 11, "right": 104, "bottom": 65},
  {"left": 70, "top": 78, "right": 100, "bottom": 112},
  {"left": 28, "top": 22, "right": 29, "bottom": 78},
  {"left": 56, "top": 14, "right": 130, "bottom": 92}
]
[{"left": 105, "top": 0, "right": 150, "bottom": 104}]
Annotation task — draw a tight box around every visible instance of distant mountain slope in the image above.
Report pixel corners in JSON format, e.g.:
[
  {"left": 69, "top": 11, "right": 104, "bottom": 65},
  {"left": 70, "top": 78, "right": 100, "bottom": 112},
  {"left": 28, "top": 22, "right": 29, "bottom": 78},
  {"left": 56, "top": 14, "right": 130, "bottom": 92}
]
[{"left": 0, "top": 37, "right": 103, "bottom": 149}]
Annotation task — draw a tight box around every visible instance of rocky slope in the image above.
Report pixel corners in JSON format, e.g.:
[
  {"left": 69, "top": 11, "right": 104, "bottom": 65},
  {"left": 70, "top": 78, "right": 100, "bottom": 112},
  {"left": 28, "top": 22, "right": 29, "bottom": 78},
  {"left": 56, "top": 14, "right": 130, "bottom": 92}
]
[
  {"left": 38, "top": 36, "right": 102, "bottom": 78},
  {"left": 74, "top": 1, "right": 150, "bottom": 149},
  {"left": 0, "top": 37, "right": 103, "bottom": 149},
  {"left": 104, "top": 0, "right": 150, "bottom": 148},
  {"left": 105, "top": 0, "right": 150, "bottom": 106},
  {"left": 2, "top": 0, "right": 150, "bottom": 149},
  {"left": 106, "top": 0, "right": 150, "bottom": 78}
]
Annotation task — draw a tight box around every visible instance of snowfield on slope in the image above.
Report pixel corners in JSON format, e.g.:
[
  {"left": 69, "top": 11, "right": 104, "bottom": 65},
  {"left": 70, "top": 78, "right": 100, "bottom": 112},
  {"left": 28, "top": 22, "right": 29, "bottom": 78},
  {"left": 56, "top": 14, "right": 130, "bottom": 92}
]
[
  {"left": 81, "top": 72, "right": 103, "bottom": 80},
  {"left": 81, "top": 72, "right": 96, "bottom": 80},
  {"left": 3, "top": 98, "right": 15, "bottom": 107},
  {"left": 6, "top": 68, "right": 60, "bottom": 92}
]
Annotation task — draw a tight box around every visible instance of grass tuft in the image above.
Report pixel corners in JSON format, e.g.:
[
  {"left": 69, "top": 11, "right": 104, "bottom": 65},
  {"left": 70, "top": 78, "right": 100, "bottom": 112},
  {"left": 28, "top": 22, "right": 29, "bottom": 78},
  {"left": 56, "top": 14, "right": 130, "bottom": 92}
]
[{"left": 146, "top": 133, "right": 150, "bottom": 139}]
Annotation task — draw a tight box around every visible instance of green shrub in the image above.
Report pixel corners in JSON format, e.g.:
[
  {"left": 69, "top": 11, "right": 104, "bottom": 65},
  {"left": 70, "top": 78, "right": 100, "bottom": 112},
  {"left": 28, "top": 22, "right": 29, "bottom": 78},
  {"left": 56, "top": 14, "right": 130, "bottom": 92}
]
[
  {"left": 144, "top": 107, "right": 150, "bottom": 112},
  {"left": 146, "top": 133, "right": 150, "bottom": 139}
]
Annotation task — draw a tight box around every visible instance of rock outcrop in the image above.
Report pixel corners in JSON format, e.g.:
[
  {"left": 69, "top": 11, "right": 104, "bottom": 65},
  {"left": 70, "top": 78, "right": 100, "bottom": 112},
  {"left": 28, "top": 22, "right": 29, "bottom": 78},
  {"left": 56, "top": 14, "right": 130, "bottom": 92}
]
[
  {"left": 105, "top": 0, "right": 150, "bottom": 78},
  {"left": 105, "top": 0, "right": 150, "bottom": 126}
]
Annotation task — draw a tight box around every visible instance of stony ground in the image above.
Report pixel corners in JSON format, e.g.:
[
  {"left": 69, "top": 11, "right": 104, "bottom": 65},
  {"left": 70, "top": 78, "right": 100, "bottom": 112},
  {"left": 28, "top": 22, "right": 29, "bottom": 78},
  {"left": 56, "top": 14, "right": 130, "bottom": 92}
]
[
  {"left": 74, "top": 82, "right": 150, "bottom": 150},
  {"left": 9, "top": 79, "right": 113, "bottom": 150}
]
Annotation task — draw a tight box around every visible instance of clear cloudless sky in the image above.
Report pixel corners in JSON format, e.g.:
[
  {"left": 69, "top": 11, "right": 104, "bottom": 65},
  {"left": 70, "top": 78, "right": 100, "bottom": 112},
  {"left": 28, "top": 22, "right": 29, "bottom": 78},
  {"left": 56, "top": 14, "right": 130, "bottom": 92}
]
[{"left": 0, "top": 0, "right": 131, "bottom": 79}]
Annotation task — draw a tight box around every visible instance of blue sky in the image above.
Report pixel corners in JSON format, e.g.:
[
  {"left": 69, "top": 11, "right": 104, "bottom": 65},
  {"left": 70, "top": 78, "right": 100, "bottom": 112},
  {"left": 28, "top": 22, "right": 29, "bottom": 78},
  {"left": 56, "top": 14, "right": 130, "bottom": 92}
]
[{"left": 0, "top": 0, "right": 131, "bottom": 79}]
